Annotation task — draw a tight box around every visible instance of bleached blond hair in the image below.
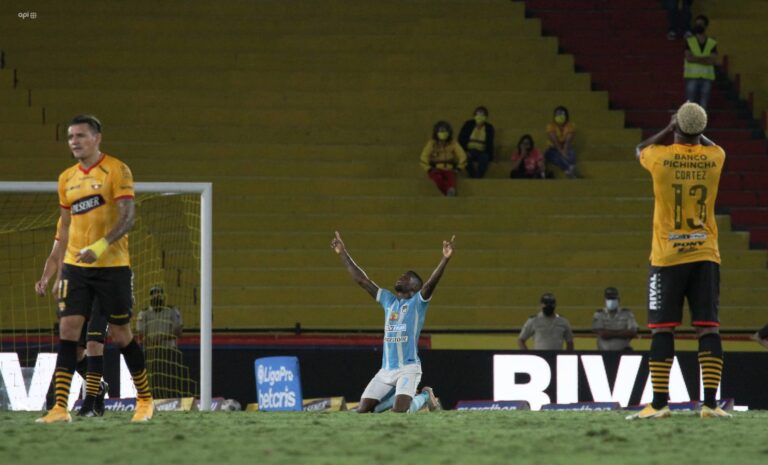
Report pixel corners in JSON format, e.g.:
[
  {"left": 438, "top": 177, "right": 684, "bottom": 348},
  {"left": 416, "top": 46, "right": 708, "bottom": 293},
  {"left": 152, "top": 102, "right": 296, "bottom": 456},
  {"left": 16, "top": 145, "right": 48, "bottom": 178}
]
[{"left": 676, "top": 102, "right": 707, "bottom": 136}]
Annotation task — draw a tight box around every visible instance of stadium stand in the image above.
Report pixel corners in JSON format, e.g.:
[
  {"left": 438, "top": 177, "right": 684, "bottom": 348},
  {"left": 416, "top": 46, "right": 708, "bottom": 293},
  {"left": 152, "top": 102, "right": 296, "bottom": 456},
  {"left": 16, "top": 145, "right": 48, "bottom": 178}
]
[{"left": 0, "top": 0, "right": 765, "bottom": 336}]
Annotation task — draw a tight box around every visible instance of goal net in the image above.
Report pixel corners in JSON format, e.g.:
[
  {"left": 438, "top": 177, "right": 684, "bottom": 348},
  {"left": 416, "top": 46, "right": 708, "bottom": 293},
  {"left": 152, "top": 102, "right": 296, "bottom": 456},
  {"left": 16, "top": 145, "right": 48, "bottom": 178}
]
[{"left": 0, "top": 182, "right": 212, "bottom": 411}]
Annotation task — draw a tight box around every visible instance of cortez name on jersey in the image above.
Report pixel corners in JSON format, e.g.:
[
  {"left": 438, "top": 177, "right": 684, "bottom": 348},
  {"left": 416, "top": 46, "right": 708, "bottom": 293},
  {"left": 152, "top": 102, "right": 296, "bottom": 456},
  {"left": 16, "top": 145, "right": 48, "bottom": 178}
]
[
  {"left": 640, "top": 143, "right": 725, "bottom": 266},
  {"left": 58, "top": 154, "right": 135, "bottom": 267}
]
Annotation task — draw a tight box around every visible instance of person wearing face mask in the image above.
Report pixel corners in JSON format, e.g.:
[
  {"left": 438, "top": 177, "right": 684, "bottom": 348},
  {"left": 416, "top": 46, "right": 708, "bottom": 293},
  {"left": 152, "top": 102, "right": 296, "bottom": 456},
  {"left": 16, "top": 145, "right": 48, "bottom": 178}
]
[
  {"left": 420, "top": 121, "right": 467, "bottom": 196},
  {"left": 544, "top": 106, "right": 578, "bottom": 178},
  {"left": 684, "top": 14, "right": 717, "bottom": 109},
  {"left": 591, "top": 287, "right": 638, "bottom": 351},
  {"left": 136, "top": 285, "right": 184, "bottom": 398},
  {"left": 458, "top": 106, "right": 495, "bottom": 179},
  {"left": 510, "top": 134, "right": 546, "bottom": 179},
  {"left": 518, "top": 293, "right": 574, "bottom": 351}
]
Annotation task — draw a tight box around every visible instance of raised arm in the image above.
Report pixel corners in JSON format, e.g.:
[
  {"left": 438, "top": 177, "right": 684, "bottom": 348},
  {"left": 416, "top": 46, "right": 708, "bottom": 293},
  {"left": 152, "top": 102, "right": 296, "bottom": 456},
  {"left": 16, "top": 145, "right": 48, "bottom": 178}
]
[
  {"left": 77, "top": 198, "right": 135, "bottom": 264},
  {"left": 331, "top": 231, "right": 379, "bottom": 299},
  {"left": 636, "top": 114, "right": 676, "bottom": 159},
  {"left": 420, "top": 235, "right": 454, "bottom": 300}
]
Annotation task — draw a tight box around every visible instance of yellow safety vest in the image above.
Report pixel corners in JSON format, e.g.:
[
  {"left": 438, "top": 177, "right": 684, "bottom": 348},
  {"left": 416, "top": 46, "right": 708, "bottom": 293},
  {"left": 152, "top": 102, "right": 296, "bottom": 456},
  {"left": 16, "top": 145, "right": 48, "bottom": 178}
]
[{"left": 684, "top": 36, "right": 717, "bottom": 80}]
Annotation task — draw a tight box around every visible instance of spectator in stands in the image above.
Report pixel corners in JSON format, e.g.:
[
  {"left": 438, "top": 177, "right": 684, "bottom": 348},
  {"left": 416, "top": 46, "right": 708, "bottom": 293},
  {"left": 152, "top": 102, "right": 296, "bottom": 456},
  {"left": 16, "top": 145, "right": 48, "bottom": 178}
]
[
  {"left": 518, "top": 293, "right": 574, "bottom": 351},
  {"left": 591, "top": 287, "right": 638, "bottom": 351},
  {"left": 664, "top": 0, "right": 692, "bottom": 40},
  {"left": 544, "top": 106, "right": 579, "bottom": 178},
  {"left": 684, "top": 14, "right": 718, "bottom": 109},
  {"left": 752, "top": 324, "right": 768, "bottom": 350},
  {"left": 458, "top": 106, "right": 495, "bottom": 179},
  {"left": 510, "top": 134, "right": 546, "bottom": 179},
  {"left": 420, "top": 121, "right": 467, "bottom": 196}
]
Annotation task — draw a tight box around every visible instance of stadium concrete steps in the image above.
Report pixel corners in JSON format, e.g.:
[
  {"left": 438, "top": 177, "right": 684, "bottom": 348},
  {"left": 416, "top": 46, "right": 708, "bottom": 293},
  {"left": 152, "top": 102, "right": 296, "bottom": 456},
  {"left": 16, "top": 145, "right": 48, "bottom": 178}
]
[
  {"left": 1, "top": 0, "right": 766, "bottom": 331},
  {"left": 526, "top": 0, "right": 768, "bottom": 249}
]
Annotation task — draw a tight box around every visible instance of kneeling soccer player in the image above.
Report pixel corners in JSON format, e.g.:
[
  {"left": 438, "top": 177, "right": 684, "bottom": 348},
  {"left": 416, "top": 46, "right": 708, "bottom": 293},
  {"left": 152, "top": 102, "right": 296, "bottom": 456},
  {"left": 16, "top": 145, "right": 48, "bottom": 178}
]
[{"left": 331, "top": 231, "right": 453, "bottom": 413}]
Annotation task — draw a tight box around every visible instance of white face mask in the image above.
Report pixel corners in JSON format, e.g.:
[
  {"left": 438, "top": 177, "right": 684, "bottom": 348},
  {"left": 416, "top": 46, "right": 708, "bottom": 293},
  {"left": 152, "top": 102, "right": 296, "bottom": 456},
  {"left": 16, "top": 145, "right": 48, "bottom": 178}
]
[{"left": 605, "top": 299, "right": 619, "bottom": 311}]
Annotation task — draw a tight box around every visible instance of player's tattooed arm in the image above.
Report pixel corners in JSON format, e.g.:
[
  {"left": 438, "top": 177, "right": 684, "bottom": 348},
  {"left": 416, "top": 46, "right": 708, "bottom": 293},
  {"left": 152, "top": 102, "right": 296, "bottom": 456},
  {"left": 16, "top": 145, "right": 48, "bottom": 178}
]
[
  {"left": 331, "top": 231, "right": 379, "bottom": 299},
  {"left": 636, "top": 114, "right": 677, "bottom": 159},
  {"left": 106, "top": 198, "right": 136, "bottom": 244},
  {"left": 421, "top": 235, "right": 455, "bottom": 300}
]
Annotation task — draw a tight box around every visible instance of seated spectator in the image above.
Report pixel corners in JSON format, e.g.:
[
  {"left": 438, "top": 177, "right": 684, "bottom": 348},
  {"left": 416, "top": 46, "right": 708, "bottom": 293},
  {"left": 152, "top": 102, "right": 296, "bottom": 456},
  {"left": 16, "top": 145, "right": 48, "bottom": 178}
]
[
  {"left": 518, "top": 293, "right": 574, "bottom": 351},
  {"left": 544, "top": 106, "right": 579, "bottom": 178},
  {"left": 510, "top": 134, "right": 545, "bottom": 179},
  {"left": 420, "top": 121, "right": 467, "bottom": 196},
  {"left": 591, "top": 287, "right": 638, "bottom": 351},
  {"left": 458, "top": 106, "right": 495, "bottom": 179},
  {"left": 752, "top": 324, "right": 768, "bottom": 350}
]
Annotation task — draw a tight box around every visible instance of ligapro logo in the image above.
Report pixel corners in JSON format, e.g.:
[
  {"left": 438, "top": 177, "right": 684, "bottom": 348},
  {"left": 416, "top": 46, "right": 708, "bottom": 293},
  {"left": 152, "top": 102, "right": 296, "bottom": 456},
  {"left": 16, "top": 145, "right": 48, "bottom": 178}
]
[{"left": 257, "top": 365, "right": 294, "bottom": 386}]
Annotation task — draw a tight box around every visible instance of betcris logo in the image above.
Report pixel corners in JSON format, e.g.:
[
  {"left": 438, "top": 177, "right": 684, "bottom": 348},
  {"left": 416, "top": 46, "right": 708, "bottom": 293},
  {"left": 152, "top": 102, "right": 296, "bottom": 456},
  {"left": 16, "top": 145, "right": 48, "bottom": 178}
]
[{"left": 255, "top": 356, "right": 303, "bottom": 412}]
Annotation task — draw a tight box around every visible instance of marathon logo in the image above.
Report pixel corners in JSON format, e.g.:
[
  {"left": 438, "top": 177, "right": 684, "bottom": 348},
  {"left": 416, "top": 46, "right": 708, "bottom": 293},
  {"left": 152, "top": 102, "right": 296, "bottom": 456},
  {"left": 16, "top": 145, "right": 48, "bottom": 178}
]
[
  {"left": 455, "top": 400, "right": 531, "bottom": 411},
  {"left": 71, "top": 194, "right": 105, "bottom": 215}
]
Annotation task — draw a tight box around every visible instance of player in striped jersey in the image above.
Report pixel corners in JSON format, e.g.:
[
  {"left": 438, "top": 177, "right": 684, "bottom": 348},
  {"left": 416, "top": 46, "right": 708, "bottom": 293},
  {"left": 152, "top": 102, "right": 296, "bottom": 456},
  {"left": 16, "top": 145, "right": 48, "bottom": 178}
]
[{"left": 331, "top": 231, "right": 453, "bottom": 413}]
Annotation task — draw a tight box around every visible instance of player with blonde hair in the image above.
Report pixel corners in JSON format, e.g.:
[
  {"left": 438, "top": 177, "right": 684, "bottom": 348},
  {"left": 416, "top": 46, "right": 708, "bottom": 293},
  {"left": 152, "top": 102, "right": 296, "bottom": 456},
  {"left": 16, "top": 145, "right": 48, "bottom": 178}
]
[{"left": 628, "top": 102, "right": 730, "bottom": 419}]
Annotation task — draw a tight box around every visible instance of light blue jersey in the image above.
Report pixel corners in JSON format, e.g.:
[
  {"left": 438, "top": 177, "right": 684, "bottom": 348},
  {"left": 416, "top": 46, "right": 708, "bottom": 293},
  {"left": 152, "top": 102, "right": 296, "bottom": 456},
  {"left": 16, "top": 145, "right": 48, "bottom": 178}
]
[{"left": 377, "top": 288, "right": 430, "bottom": 370}]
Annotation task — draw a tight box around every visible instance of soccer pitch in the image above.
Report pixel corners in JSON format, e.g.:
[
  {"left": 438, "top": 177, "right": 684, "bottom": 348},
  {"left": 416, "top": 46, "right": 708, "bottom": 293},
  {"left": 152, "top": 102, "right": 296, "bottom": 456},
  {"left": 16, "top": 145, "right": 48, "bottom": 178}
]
[{"left": 2, "top": 411, "right": 767, "bottom": 465}]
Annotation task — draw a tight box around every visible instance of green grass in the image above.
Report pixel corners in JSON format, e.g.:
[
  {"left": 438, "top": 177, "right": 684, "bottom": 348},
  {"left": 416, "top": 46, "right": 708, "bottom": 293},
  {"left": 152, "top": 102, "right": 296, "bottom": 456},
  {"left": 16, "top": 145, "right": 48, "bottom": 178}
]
[{"left": 1, "top": 411, "right": 767, "bottom": 465}]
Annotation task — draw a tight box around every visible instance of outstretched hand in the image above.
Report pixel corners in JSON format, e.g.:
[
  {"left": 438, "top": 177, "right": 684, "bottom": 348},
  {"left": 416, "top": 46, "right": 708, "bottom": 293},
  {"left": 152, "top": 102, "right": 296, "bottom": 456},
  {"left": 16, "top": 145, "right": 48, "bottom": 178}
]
[
  {"left": 442, "top": 235, "right": 455, "bottom": 258},
  {"left": 331, "top": 231, "right": 346, "bottom": 255}
]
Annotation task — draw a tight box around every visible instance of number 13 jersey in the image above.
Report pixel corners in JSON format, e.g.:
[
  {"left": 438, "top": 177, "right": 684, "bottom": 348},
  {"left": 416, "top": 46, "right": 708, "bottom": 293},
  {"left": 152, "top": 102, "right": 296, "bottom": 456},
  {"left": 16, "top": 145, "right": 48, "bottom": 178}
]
[{"left": 640, "top": 143, "right": 725, "bottom": 266}]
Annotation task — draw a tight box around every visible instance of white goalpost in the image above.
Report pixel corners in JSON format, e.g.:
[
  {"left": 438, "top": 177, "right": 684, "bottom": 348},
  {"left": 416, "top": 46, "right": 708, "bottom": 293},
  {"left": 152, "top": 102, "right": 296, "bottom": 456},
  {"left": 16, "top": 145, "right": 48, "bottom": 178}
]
[{"left": 0, "top": 181, "right": 213, "bottom": 411}]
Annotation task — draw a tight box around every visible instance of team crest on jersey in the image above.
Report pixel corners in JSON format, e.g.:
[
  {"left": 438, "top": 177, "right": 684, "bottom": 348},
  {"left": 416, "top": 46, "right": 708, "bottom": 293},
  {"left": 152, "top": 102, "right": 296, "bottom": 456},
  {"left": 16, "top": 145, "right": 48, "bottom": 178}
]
[
  {"left": 399, "top": 304, "right": 409, "bottom": 314},
  {"left": 71, "top": 194, "right": 105, "bottom": 215}
]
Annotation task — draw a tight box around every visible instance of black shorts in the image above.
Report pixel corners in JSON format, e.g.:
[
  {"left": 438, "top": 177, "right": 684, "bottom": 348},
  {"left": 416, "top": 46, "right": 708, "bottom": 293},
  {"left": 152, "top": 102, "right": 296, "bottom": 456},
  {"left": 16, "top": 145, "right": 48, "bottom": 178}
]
[
  {"left": 58, "top": 297, "right": 109, "bottom": 346},
  {"left": 647, "top": 261, "right": 720, "bottom": 329},
  {"left": 59, "top": 264, "right": 134, "bottom": 326}
]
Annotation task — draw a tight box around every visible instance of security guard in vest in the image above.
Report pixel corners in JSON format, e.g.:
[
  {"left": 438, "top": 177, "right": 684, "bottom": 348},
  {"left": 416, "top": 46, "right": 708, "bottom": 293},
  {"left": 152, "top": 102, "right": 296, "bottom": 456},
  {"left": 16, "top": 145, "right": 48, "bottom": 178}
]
[{"left": 684, "top": 15, "right": 717, "bottom": 109}]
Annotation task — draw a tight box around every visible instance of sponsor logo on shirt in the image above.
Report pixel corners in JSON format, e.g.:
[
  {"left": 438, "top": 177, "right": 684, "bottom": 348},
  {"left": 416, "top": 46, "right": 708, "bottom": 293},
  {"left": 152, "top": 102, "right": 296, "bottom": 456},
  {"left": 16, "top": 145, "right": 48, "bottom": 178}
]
[
  {"left": 385, "top": 324, "right": 407, "bottom": 332},
  {"left": 384, "top": 336, "right": 409, "bottom": 343},
  {"left": 71, "top": 194, "right": 105, "bottom": 215}
]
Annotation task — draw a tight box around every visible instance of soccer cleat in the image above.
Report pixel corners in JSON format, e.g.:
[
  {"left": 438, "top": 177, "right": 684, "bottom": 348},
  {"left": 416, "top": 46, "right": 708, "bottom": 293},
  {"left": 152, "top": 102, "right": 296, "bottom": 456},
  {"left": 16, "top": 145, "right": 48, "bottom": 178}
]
[
  {"left": 625, "top": 404, "right": 671, "bottom": 420},
  {"left": 36, "top": 406, "right": 72, "bottom": 424},
  {"left": 421, "top": 386, "right": 442, "bottom": 412},
  {"left": 94, "top": 380, "right": 109, "bottom": 416},
  {"left": 77, "top": 399, "right": 97, "bottom": 418},
  {"left": 700, "top": 405, "right": 732, "bottom": 418},
  {"left": 131, "top": 399, "right": 154, "bottom": 422}
]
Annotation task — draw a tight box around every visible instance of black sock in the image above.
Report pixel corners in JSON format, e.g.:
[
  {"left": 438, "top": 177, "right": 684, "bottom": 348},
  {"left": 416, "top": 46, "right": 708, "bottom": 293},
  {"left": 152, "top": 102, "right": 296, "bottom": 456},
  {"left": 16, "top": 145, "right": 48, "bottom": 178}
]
[
  {"left": 84, "top": 355, "right": 104, "bottom": 401},
  {"left": 698, "top": 333, "right": 723, "bottom": 409},
  {"left": 649, "top": 332, "right": 674, "bottom": 409},
  {"left": 75, "top": 355, "right": 88, "bottom": 379},
  {"left": 54, "top": 340, "right": 79, "bottom": 409},
  {"left": 120, "top": 339, "right": 152, "bottom": 401}
]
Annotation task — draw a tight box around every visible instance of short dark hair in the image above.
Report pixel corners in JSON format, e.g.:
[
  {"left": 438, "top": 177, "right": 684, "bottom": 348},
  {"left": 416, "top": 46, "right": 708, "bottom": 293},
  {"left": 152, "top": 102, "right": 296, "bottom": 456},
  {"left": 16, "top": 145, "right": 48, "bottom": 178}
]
[
  {"left": 69, "top": 114, "right": 102, "bottom": 134},
  {"left": 540, "top": 292, "right": 556, "bottom": 304},
  {"left": 517, "top": 134, "right": 535, "bottom": 151},
  {"left": 432, "top": 120, "right": 453, "bottom": 142},
  {"left": 474, "top": 106, "right": 489, "bottom": 116},
  {"left": 407, "top": 270, "right": 423, "bottom": 288},
  {"left": 695, "top": 15, "right": 709, "bottom": 27},
  {"left": 554, "top": 106, "right": 569, "bottom": 122}
]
